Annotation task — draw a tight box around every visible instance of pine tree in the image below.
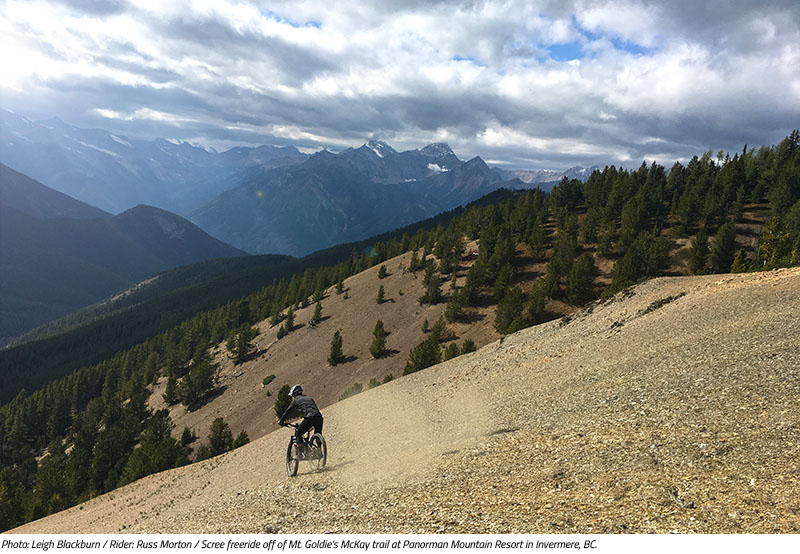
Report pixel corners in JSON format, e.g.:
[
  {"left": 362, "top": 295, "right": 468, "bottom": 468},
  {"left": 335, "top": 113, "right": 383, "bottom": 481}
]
[
  {"left": 710, "top": 221, "right": 738, "bottom": 273},
  {"left": 404, "top": 335, "right": 441, "bottom": 375},
  {"left": 180, "top": 427, "right": 196, "bottom": 446},
  {"left": 378, "top": 265, "right": 388, "bottom": 279},
  {"left": 566, "top": 253, "right": 597, "bottom": 305},
  {"left": 273, "top": 385, "right": 291, "bottom": 419},
  {"left": 369, "top": 320, "right": 387, "bottom": 358},
  {"left": 163, "top": 374, "right": 178, "bottom": 405},
  {"left": 232, "top": 430, "right": 249, "bottom": 449},
  {"left": 443, "top": 342, "right": 460, "bottom": 361},
  {"left": 730, "top": 249, "right": 750, "bottom": 273},
  {"left": 328, "top": 330, "right": 344, "bottom": 366},
  {"left": 494, "top": 286, "right": 525, "bottom": 334},
  {"left": 526, "top": 281, "right": 548, "bottom": 324},
  {"left": 311, "top": 301, "right": 322, "bottom": 324},
  {"left": 460, "top": 338, "right": 477, "bottom": 354},
  {"left": 376, "top": 285, "right": 386, "bottom": 304},
  {"left": 688, "top": 230, "right": 710, "bottom": 275},
  {"left": 207, "top": 417, "right": 234, "bottom": 457}
]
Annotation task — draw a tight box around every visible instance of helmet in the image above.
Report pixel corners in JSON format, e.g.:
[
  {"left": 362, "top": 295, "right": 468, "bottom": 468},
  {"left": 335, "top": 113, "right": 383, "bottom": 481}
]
[{"left": 289, "top": 384, "right": 303, "bottom": 397}]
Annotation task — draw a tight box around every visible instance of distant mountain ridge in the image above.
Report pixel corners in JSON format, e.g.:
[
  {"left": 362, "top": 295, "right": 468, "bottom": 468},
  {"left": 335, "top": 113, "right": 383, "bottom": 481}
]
[
  {"left": 0, "top": 164, "right": 247, "bottom": 343},
  {"left": 494, "top": 165, "right": 600, "bottom": 187},
  {"left": 0, "top": 109, "right": 308, "bottom": 214},
  {"left": 190, "top": 140, "right": 522, "bottom": 256}
]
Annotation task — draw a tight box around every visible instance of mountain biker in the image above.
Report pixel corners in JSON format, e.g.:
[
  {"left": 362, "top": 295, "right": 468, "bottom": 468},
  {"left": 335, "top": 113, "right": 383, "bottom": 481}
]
[{"left": 279, "top": 385, "right": 323, "bottom": 453}]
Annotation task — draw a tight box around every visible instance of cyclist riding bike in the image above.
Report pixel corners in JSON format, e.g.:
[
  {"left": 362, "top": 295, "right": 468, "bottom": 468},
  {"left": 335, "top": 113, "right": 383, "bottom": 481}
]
[{"left": 279, "top": 385, "right": 323, "bottom": 457}]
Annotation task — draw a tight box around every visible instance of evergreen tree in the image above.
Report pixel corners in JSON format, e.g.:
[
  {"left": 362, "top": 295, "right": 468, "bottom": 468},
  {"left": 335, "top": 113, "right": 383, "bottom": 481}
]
[
  {"left": 232, "top": 430, "right": 249, "bottom": 449},
  {"left": 178, "top": 347, "right": 217, "bottom": 410},
  {"left": 376, "top": 285, "right": 386, "bottom": 304},
  {"left": 162, "top": 374, "right": 178, "bottom": 406},
  {"left": 119, "top": 410, "right": 187, "bottom": 486},
  {"left": 369, "top": 320, "right": 387, "bottom": 358},
  {"left": 311, "top": 301, "right": 322, "bottom": 324},
  {"left": 335, "top": 279, "right": 344, "bottom": 294},
  {"left": 429, "top": 316, "right": 449, "bottom": 343},
  {"left": 228, "top": 324, "right": 257, "bottom": 365},
  {"left": 730, "top": 249, "right": 750, "bottom": 273},
  {"left": 404, "top": 336, "right": 441, "bottom": 375},
  {"left": 328, "top": 330, "right": 344, "bottom": 366},
  {"left": 180, "top": 427, "right": 196, "bottom": 446},
  {"left": 566, "top": 253, "right": 597, "bottom": 305},
  {"left": 378, "top": 265, "right": 388, "bottom": 279},
  {"left": 526, "top": 281, "right": 548, "bottom": 324},
  {"left": 710, "top": 221, "right": 738, "bottom": 273},
  {"left": 688, "top": 230, "right": 710, "bottom": 275},
  {"left": 494, "top": 286, "right": 525, "bottom": 334},
  {"left": 461, "top": 338, "right": 477, "bottom": 354},
  {"left": 273, "top": 385, "right": 291, "bottom": 419},
  {"left": 419, "top": 271, "right": 442, "bottom": 305},
  {"left": 443, "top": 343, "right": 460, "bottom": 361},
  {"left": 207, "top": 418, "right": 234, "bottom": 457}
]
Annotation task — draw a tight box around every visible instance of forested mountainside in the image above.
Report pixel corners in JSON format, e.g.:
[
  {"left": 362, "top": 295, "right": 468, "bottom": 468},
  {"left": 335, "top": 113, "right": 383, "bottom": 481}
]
[
  {"left": 0, "top": 193, "right": 503, "bottom": 399},
  {"left": 0, "top": 132, "right": 798, "bottom": 531},
  {"left": 0, "top": 167, "right": 248, "bottom": 343}
]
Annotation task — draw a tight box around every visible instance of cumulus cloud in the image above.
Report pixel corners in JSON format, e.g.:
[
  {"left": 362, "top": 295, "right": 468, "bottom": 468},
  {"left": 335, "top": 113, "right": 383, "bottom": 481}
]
[{"left": 0, "top": 0, "right": 798, "bottom": 169}]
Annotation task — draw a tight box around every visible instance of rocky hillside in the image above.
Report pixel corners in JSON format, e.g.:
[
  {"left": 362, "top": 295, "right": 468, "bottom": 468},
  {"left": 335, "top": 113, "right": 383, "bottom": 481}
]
[{"left": 13, "top": 268, "right": 799, "bottom": 534}]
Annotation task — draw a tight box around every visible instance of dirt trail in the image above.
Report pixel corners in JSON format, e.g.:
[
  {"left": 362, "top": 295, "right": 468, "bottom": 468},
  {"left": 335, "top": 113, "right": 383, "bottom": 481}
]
[{"left": 14, "top": 268, "right": 800, "bottom": 533}]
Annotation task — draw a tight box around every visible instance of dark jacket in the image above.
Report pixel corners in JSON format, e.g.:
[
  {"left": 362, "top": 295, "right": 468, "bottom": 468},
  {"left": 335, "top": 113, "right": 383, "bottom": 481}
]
[{"left": 279, "top": 394, "right": 322, "bottom": 424}]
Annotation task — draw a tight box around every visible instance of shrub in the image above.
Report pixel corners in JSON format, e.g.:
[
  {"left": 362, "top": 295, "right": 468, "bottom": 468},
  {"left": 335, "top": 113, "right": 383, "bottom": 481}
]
[
  {"left": 461, "top": 339, "right": 477, "bottom": 354},
  {"left": 232, "top": 430, "right": 249, "bottom": 449},
  {"left": 339, "top": 383, "right": 363, "bottom": 401}
]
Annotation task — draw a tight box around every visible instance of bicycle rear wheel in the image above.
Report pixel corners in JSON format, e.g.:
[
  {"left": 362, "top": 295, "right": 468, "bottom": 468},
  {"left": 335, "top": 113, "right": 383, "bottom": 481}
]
[
  {"left": 308, "top": 433, "right": 327, "bottom": 472},
  {"left": 286, "top": 440, "right": 298, "bottom": 477}
]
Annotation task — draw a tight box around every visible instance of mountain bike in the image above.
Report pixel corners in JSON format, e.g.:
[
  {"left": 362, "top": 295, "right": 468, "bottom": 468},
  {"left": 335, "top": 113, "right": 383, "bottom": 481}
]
[{"left": 283, "top": 423, "right": 327, "bottom": 477}]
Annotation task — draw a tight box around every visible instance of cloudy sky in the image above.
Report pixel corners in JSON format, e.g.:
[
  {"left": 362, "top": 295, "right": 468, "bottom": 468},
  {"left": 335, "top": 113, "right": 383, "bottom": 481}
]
[{"left": 1, "top": 0, "right": 798, "bottom": 169}]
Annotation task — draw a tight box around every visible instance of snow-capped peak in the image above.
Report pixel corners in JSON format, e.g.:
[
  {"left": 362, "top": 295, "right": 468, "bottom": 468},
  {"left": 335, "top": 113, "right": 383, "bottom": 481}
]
[
  {"left": 365, "top": 140, "right": 397, "bottom": 158},
  {"left": 418, "top": 142, "right": 456, "bottom": 159}
]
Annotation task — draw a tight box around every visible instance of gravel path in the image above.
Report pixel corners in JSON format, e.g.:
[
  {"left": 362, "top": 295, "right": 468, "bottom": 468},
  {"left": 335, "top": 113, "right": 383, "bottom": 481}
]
[{"left": 14, "top": 268, "right": 800, "bottom": 534}]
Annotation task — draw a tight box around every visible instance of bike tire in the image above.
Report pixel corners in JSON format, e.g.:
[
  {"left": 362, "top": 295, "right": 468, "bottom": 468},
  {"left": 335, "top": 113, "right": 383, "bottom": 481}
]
[
  {"left": 308, "top": 433, "right": 327, "bottom": 472},
  {"left": 286, "top": 440, "right": 298, "bottom": 477}
]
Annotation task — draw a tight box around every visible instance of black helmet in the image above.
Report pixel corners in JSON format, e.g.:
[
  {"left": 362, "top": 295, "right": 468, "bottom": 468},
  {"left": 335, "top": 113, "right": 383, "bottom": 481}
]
[{"left": 289, "top": 384, "right": 303, "bottom": 397}]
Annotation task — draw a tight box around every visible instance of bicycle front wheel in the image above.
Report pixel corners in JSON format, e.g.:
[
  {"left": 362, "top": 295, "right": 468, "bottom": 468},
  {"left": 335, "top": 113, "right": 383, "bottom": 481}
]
[
  {"left": 308, "top": 433, "right": 327, "bottom": 472},
  {"left": 286, "top": 440, "right": 298, "bottom": 477}
]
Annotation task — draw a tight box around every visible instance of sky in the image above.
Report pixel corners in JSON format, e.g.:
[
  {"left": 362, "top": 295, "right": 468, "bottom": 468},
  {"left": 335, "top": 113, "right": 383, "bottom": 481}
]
[{"left": 1, "top": 0, "right": 799, "bottom": 170}]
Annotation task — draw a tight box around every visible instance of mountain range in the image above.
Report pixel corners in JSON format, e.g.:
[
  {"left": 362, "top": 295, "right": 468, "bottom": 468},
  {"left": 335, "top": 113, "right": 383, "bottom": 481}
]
[
  {"left": 190, "top": 141, "right": 524, "bottom": 256},
  {"left": 0, "top": 109, "right": 308, "bottom": 214},
  {"left": 0, "top": 110, "right": 599, "bottom": 257},
  {"left": 0, "top": 162, "right": 247, "bottom": 343}
]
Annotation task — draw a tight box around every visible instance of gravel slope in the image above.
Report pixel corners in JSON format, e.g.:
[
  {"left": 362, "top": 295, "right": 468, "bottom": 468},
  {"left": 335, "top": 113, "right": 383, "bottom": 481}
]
[{"left": 13, "top": 268, "right": 800, "bottom": 534}]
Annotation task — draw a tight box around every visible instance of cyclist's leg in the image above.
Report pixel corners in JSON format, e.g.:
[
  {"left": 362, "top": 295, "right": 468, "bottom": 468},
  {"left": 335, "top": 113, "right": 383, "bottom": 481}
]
[
  {"left": 310, "top": 415, "right": 323, "bottom": 435},
  {"left": 295, "top": 417, "right": 313, "bottom": 444}
]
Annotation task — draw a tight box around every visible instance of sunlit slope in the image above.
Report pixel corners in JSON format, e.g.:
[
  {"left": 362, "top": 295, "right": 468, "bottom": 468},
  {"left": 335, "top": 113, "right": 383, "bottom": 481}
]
[{"left": 14, "top": 268, "right": 800, "bottom": 534}]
